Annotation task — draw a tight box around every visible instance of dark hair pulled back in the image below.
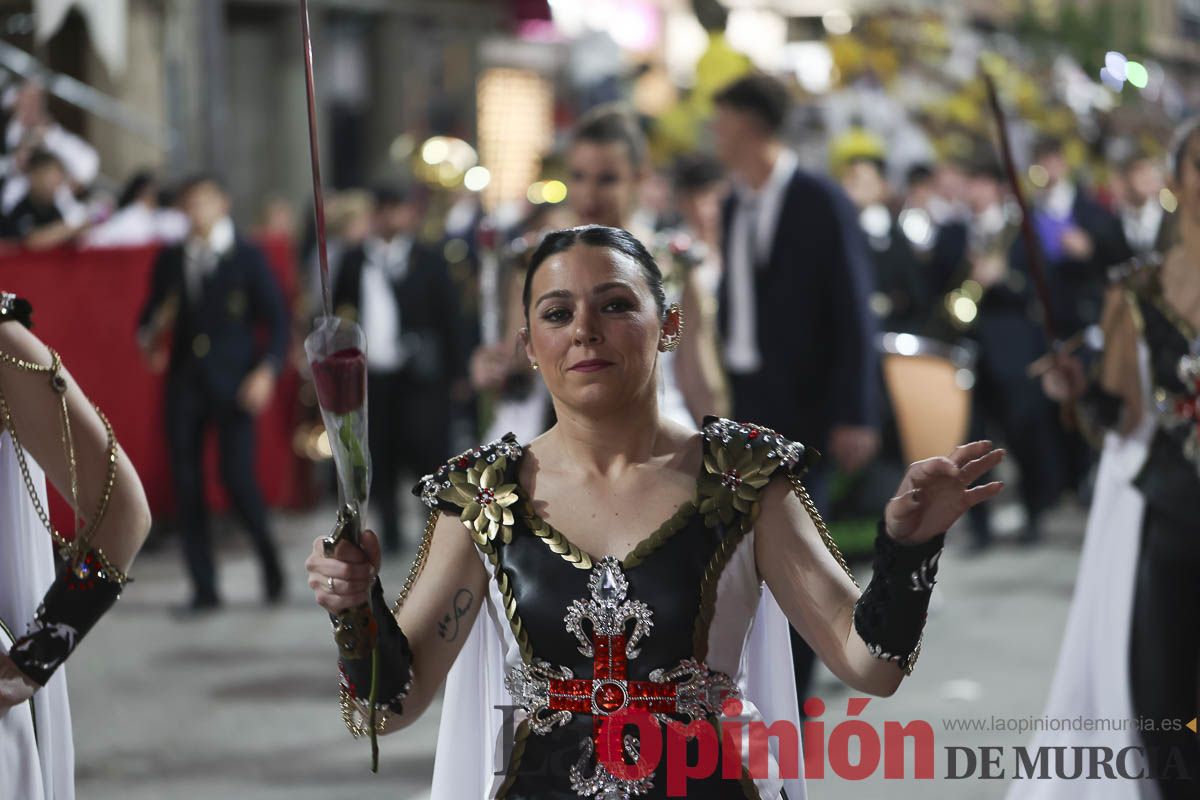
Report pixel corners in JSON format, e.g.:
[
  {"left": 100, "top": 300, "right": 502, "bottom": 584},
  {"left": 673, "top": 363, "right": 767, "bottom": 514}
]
[{"left": 522, "top": 225, "right": 666, "bottom": 322}]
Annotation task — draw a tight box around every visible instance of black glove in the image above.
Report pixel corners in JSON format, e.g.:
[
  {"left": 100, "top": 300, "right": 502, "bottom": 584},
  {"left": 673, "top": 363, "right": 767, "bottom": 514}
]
[
  {"left": 9, "top": 550, "right": 125, "bottom": 686},
  {"left": 853, "top": 521, "right": 945, "bottom": 675},
  {"left": 336, "top": 577, "right": 413, "bottom": 713}
]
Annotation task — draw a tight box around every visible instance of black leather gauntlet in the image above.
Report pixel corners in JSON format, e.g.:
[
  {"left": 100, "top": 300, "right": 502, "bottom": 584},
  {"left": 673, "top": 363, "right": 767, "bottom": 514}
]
[
  {"left": 336, "top": 577, "right": 413, "bottom": 715},
  {"left": 1074, "top": 381, "right": 1124, "bottom": 448},
  {"left": 853, "top": 521, "right": 945, "bottom": 675},
  {"left": 9, "top": 550, "right": 125, "bottom": 686}
]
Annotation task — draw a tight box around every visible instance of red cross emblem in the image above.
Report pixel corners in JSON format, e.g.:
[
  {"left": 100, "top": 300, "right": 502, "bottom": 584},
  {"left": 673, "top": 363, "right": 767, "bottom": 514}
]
[
  {"left": 546, "top": 630, "right": 678, "bottom": 739},
  {"left": 505, "top": 557, "right": 739, "bottom": 797}
]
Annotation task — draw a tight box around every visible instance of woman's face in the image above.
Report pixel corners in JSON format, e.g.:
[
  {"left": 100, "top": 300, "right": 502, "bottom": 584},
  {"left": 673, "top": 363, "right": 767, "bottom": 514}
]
[
  {"left": 567, "top": 142, "right": 641, "bottom": 229},
  {"left": 1174, "top": 132, "right": 1200, "bottom": 227},
  {"left": 524, "top": 245, "right": 669, "bottom": 417}
]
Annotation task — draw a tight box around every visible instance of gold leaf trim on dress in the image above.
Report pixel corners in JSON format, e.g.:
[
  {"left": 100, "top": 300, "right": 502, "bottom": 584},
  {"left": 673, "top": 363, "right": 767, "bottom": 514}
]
[
  {"left": 692, "top": 527, "right": 748, "bottom": 662},
  {"left": 520, "top": 497, "right": 593, "bottom": 570},
  {"left": 617, "top": 500, "right": 697, "bottom": 568},
  {"left": 1120, "top": 258, "right": 1196, "bottom": 341},
  {"left": 461, "top": 533, "right": 533, "bottom": 665},
  {"left": 491, "top": 562, "right": 533, "bottom": 664},
  {"left": 494, "top": 718, "right": 532, "bottom": 799},
  {"left": 698, "top": 418, "right": 808, "bottom": 534},
  {"left": 440, "top": 456, "right": 519, "bottom": 545},
  {"left": 1150, "top": 289, "right": 1199, "bottom": 342}
]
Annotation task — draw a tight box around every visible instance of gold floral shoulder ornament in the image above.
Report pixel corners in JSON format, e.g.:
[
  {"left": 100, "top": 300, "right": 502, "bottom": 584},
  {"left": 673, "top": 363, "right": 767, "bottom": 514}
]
[
  {"left": 698, "top": 416, "right": 816, "bottom": 533},
  {"left": 414, "top": 433, "right": 523, "bottom": 546}
]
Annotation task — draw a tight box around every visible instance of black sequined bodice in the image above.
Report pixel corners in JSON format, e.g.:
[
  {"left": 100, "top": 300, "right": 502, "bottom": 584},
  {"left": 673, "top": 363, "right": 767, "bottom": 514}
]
[{"left": 414, "top": 418, "right": 815, "bottom": 799}]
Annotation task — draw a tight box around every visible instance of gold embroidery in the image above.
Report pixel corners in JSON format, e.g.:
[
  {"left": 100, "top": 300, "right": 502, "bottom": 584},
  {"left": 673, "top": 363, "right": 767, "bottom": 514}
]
[
  {"left": 439, "top": 456, "right": 519, "bottom": 544},
  {"left": 521, "top": 498, "right": 593, "bottom": 570},
  {"left": 492, "top": 561, "right": 532, "bottom": 663},
  {"left": 692, "top": 530, "right": 747, "bottom": 661},
  {"left": 621, "top": 500, "right": 697, "bottom": 568},
  {"left": 698, "top": 439, "right": 777, "bottom": 532}
]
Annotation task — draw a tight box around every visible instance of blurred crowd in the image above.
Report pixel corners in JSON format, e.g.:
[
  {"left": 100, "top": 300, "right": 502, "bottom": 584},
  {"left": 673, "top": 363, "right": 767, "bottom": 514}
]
[
  {"left": 0, "top": 67, "right": 1180, "bottom": 578},
  {"left": 274, "top": 82, "right": 1175, "bottom": 560}
]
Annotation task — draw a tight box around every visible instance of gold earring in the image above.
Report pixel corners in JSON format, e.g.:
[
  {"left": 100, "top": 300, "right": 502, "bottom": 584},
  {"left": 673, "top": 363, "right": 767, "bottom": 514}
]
[
  {"left": 660, "top": 303, "right": 684, "bottom": 352},
  {"left": 530, "top": 363, "right": 539, "bottom": 371}
]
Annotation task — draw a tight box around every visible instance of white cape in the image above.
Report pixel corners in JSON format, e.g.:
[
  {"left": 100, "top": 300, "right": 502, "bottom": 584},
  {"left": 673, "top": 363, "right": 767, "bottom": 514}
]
[
  {"left": 1004, "top": 410, "right": 1156, "bottom": 800},
  {"left": 0, "top": 432, "right": 75, "bottom": 800},
  {"left": 430, "top": 585, "right": 806, "bottom": 799}
]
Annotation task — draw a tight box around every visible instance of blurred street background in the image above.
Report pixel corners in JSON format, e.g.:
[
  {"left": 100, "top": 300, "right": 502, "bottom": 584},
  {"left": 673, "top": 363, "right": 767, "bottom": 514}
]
[
  {"left": 71, "top": 495, "right": 1089, "bottom": 799},
  {"left": 1, "top": 0, "right": 1198, "bottom": 797}
]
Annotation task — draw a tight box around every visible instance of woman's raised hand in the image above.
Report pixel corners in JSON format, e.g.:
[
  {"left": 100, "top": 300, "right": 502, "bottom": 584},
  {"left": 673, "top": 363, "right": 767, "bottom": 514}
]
[
  {"left": 305, "top": 529, "right": 381, "bottom": 613},
  {"left": 883, "top": 442, "right": 1006, "bottom": 545}
]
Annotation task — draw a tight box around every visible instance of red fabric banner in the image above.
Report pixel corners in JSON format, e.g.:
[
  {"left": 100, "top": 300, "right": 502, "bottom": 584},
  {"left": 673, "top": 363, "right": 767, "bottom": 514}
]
[{"left": 0, "top": 238, "right": 315, "bottom": 531}]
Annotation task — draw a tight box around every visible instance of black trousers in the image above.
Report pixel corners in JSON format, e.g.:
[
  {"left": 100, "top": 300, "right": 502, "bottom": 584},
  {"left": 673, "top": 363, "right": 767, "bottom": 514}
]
[
  {"left": 1129, "top": 505, "right": 1200, "bottom": 798},
  {"left": 967, "top": 313, "right": 1064, "bottom": 543},
  {"left": 166, "top": 375, "right": 281, "bottom": 602},
  {"left": 367, "top": 369, "right": 450, "bottom": 551}
]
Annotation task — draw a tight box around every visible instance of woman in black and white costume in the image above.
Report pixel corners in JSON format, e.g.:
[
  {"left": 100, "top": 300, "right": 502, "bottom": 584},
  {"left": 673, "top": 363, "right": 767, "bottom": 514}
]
[
  {"left": 308, "top": 226, "right": 1005, "bottom": 798},
  {"left": 0, "top": 293, "right": 151, "bottom": 800},
  {"left": 1011, "top": 120, "right": 1200, "bottom": 800}
]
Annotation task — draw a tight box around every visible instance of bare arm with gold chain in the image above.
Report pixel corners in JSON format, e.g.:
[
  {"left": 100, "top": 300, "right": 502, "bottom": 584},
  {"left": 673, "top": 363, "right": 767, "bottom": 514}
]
[{"left": 0, "top": 295, "right": 152, "bottom": 707}]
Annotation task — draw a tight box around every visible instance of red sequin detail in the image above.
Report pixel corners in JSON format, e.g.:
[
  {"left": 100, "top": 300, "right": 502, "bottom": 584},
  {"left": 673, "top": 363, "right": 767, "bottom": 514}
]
[
  {"left": 546, "top": 631, "right": 678, "bottom": 748},
  {"left": 594, "top": 682, "right": 626, "bottom": 713}
]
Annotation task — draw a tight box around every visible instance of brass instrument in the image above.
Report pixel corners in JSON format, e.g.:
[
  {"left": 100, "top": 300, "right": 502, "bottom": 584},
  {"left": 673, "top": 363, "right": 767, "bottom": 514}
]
[{"left": 939, "top": 204, "right": 1022, "bottom": 335}]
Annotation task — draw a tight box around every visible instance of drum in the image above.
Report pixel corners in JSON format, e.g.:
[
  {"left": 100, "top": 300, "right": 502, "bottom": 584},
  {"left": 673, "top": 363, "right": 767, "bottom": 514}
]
[{"left": 878, "top": 333, "right": 977, "bottom": 464}]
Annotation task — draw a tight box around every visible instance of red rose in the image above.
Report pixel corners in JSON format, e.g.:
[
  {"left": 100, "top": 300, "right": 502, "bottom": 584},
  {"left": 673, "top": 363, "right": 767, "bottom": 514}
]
[{"left": 310, "top": 347, "right": 367, "bottom": 415}]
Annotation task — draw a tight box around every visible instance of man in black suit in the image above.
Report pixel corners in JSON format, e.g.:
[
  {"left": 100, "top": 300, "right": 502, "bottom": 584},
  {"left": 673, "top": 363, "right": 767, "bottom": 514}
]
[
  {"left": 712, "top": 74, "right": 880, "bottom": 709},
  {"left": 712, "top": 74, "right": 880, "bottom": 501},
  {"left": 333, "top": 185, "right": 463, "bottom": 554},
  {"left": 1021, "top": 137, "right": 1127, "bottom": 500},
  {"left": 1114, "top": 149, "right": 1174, "bottom": 259},
  {"left": 1023, "top": 136, "right": 1127, "bottom": 338},
  {"left": 137, "top": 175, "right": 288, "bottom": 612}
]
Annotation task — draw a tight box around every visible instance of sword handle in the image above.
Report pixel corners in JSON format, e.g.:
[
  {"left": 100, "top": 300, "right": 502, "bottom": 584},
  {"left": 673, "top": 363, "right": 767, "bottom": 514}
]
[{"left": 323, "top": 504, "right": 377, "bottom": 659}]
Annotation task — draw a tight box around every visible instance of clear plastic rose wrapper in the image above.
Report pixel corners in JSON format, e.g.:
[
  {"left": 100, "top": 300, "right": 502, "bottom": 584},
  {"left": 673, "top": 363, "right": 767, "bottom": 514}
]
[{"left": 305, "top": 315, "right": 372, "bottom": 546}]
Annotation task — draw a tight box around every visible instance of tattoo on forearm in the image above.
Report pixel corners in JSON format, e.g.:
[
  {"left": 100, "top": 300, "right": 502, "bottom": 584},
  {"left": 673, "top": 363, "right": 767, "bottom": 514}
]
[{"left": 437, "top": 588, "right": 474, "bottom": 642}]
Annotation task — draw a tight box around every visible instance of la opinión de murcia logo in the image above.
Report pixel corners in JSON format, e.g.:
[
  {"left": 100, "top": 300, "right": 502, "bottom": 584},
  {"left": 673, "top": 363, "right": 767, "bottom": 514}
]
[{"left": 494, "top": 699, "right": 1197, "bottom": 792}]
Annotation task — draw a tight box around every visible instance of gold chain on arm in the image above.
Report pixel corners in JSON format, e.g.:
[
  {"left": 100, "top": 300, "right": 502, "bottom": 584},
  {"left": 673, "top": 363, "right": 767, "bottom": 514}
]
[
  {"left": 0, "top": 346, "right": 125, "bottom": 584},
  {"left": 786, "top": 471, "right": 859, "bottom": 589},
  {"left": 392, "top": 508, "right": 440, "bottom": 615},
  {"left": 339, "top": 508, "right": 441, "bottom": 738}
]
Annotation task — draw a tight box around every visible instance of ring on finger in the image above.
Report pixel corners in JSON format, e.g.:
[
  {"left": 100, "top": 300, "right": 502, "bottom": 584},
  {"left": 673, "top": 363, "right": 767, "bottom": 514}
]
[{"left": 327, "top": 576, "right": 335, "bottom": 591}]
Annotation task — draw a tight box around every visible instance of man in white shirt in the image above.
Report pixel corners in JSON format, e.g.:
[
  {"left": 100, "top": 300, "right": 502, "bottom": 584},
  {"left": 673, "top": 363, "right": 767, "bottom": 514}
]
[
  {"left": 712, "top": 74, "right": 880, "bottom": 492},
  {"left": 1115, "top": 150, "right": 1171, "bottom": 258},
  {"left": 332, "top": 184, "right": 464, "bottom": 554},
  {"left": 0, "top": 79, "right": 98, "bottom": 216},
  {"left": 712, "top": 73, "right": 881, "bottom": 713}
]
